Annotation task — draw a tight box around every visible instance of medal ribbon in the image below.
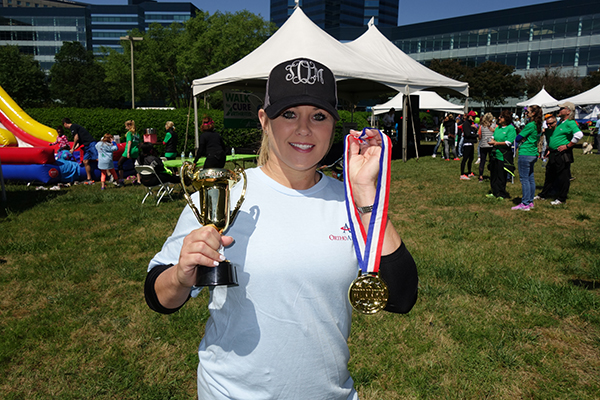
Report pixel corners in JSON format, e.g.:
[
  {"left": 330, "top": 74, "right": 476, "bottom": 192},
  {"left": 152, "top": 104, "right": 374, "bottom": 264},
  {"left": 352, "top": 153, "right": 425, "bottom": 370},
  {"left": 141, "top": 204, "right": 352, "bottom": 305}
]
[{"left": 343, "top": 128, "right": 392, "bottom": 275}]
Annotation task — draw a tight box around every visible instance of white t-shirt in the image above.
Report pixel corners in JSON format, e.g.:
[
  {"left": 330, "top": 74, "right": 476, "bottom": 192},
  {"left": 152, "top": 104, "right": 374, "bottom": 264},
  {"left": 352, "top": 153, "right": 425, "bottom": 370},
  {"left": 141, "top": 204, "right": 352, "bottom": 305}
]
[{"left": 150, "top": 168, "right": 360, "bottom": 400}]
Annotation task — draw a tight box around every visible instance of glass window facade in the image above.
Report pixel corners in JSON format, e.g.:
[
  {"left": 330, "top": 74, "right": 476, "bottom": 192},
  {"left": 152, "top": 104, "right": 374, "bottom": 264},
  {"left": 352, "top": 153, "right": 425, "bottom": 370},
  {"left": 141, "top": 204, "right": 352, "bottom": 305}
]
[
  {"left": 270, "top": 0, "right": 398, "bottom": 28},
  {"left": 391, "top": 9, "right": 600, "bottom": 77},
  {"left": 0, "top": 1, "right": 197, "bottom": 68}
]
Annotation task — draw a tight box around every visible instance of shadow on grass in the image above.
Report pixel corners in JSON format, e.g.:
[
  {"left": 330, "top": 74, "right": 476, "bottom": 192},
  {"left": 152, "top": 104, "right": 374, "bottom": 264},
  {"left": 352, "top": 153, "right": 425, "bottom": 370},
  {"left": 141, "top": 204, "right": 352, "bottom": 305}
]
[
  {"left": 0, "top": 188, "right": 68, "bottom": 218},
  {"left": 570, "top": 279, "right": 600, "bottom": 290}
]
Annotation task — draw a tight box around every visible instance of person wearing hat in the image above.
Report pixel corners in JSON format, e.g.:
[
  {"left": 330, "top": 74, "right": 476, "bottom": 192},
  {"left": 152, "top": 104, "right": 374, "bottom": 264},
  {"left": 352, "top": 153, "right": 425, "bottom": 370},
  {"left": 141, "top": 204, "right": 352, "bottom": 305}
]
[
  {"left": 535, "top": 101, "right": 583, "bottom": 205},
  {"left": 144, "top": 58, "right": 419, "bottom": 399},
  {"left": 460, "top": 110, "right": 478, "bottom": 180}
]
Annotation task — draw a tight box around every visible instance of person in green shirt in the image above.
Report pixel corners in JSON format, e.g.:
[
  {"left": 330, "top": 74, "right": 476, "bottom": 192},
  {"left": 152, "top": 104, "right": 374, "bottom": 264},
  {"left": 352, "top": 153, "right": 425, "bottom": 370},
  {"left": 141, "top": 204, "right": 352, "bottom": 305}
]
[
  {"left": 511, "top": 105, "right": 542, "bottom": 211},
  {"left": 163, "top": 121, "right": 178, "bottom": 160},
  {"left": 117, "top": 119, "right": 141, "bottom": 186},
  {"left": 536, "top": 102, "right": 583, "bottom": 205},
  {"left": 487, "top": 110, "right": 516, "bottom": 199}
]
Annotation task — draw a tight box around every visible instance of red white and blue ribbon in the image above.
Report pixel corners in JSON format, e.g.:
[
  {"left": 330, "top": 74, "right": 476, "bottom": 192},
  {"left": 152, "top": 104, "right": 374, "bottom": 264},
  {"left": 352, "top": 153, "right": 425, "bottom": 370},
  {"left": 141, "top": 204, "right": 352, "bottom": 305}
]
[{"left": 343, "top": 128, "right": 392, "bottom": 275}]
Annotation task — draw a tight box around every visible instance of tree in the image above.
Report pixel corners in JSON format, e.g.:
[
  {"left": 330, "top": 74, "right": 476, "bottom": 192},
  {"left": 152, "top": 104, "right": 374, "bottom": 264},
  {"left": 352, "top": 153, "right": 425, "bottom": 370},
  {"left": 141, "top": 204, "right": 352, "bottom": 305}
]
[
  {"left": 101, "top": 11, "right": 275, "bottom": 108},
  {"left": 177, "top": 11, "right": 276, "bottom": 108},
  {"left": 581, "top": 68, "right": 600, "bottom": 92},
  {"left": 523, "top": 67, "right": 581, "bottom": 100},
  {"left": 428, "top": 59, "right": 470, "bottom": 83},
  {"left": 0, "top": 45, "right": 49, "bottom": 107},
  {"left": 470, "top": 61, "right": 523, "bottom": 109},
  {"left": 429, "top": 59, "right": 523, "bottom": 109},
  {"left": 49, "top": 41, "right": 113, "bottom": 108}
]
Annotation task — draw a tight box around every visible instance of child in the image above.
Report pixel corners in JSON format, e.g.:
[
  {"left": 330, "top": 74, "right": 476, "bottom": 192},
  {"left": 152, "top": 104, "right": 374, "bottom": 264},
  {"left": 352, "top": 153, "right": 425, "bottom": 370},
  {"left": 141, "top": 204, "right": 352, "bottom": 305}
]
[
  {"left": 95, "top": 134, "right": 120, "bottom": 190},
  {"left": 49, "top": 126, "right": 69, "bottom": 150}
]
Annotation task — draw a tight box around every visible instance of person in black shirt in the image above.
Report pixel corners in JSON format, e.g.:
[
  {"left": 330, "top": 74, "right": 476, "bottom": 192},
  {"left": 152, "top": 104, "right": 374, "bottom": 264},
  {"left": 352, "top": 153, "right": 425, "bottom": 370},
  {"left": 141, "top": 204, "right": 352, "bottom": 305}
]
[
  {"left": 193, "top": 115, "right": 227, "bottom": 168},
  {"left": 63, "top": 118, "right": 97, "bottom": 183}
]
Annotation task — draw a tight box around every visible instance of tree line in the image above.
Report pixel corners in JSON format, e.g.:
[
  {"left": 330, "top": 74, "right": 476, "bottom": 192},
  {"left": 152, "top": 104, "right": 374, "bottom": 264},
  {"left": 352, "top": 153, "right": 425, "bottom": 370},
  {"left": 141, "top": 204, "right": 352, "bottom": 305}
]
[
  {"left": 428, "top": 59, "right": 600, "bottom": 109},
  {"left": 0, "top": 10, "right": 276, "bottom": 109}
]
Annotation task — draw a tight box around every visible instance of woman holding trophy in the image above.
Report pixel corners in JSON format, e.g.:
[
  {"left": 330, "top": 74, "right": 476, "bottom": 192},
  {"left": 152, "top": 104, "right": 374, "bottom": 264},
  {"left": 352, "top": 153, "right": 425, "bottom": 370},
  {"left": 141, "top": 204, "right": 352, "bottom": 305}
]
[{"left": 145, "top": 58, "right": 418, "bottom": 399}]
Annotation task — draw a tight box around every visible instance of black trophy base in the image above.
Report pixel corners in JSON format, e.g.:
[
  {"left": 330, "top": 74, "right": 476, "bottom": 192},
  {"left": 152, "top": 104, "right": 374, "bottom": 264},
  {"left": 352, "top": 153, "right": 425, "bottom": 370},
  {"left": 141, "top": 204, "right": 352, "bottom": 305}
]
[{"left": 195, "top": 261, "right": 238, "bottom": 287}]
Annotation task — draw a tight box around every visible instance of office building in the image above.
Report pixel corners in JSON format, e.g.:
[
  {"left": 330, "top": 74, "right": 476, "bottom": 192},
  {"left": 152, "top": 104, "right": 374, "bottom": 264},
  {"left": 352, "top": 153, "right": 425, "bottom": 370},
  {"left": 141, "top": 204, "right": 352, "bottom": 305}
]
[
  {"left": 330, "top": 0, "right": 600, "bottom": 78},
  {"left": 0, "top": 0, "right": 197, "bottom": 70},
  {"left": 271, "top": 0, "right": 398, "bottom": 29}
]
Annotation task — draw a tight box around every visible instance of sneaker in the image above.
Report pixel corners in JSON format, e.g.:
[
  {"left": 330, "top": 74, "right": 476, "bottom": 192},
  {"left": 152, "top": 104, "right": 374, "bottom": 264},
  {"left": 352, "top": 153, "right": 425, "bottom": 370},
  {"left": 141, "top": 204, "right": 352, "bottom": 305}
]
[
  {"left": 432, "top": 154, "right": 437, "bottom": 158},
  {"left": 453, "top": 158, "right": 460, "bottom": 161},
  {"left": 468, "top": 172, "right": 475, "bottom": 177},
  {"left": 475, "top": 158, "right": 480, "bottom": 164},
  {"left": 460, "top": 174, "right": 470, "bottom": 180},
  {"left": 84, "top": 180, "right": 94, "bottom": 185},
  {"left": 511, "top": 203, "right": 525, "bottom": 210},
  {"left": 533, "top": 195, "right": 545, "bottom": 201},
  {"left": 444, "top": 159, "right": 450, "bottom": 161},
  {"left": 486, "top": 193, "right": 495, "bottom": 198},
  {"left": 550, "top": 199, "right": 564, "bottom": 205},
  {"left": 112, "top": 181, "right": 119, "bottom": 186},
  {"left": 101, "top": 187, "right": 106, "bottom": 190},
  {"left": 521, "top": 203, "right": 533, "bottom": 211},
  {"left": 478, "top": 177, "right": 483, "bottom": 182},
  {"left": 496, "top": 196, "right": 504, "bottom": 201},
  {"left": 49, "top": 185, "right": 61, "bottom": 191}
]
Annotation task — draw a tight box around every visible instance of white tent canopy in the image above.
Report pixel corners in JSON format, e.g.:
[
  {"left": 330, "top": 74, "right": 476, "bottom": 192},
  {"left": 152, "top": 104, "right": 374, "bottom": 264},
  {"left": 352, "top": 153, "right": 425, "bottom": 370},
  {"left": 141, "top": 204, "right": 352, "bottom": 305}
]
[
  {"left": 193, "top": 8, "right": 414, "bottom": 100},
  {"left": 372, "top": 91, "right": 464, "bottom": 115},
  {"left": 344, "top": 19, "right": 468, "bottom": 97},
  {"left": 516, "top": 87, "right": 557, "bottom": 107},
  {"left": 543, "top": 83, "right": 600, "bottom": 107},
  {"left": 191, "top": 8, "right": 468, "bottom": 99}
]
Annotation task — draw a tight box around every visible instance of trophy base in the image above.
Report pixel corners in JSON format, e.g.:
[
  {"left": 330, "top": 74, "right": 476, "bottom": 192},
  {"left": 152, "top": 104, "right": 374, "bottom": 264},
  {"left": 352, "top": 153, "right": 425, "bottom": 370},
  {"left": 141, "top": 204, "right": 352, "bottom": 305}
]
[{"left": 195, "top": 261, "right": 239, "bottom": 287}]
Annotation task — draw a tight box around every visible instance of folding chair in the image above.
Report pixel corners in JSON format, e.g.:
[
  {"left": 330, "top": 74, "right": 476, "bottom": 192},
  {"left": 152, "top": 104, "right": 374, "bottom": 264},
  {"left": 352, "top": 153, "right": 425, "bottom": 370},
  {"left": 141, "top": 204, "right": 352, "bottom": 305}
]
[{"left": 134, "top": 165, "right": 174, "bottom": 205}]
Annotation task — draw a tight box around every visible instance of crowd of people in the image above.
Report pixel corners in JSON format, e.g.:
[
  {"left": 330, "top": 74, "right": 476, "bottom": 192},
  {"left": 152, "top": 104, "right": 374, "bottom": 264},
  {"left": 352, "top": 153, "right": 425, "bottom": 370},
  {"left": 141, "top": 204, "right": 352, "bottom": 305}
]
[
  {"left": 431, "top": 101, "right": 585, "bottom": 208},
  {"left": 48, "top": 115, "right": 227, "bottom": 190}
]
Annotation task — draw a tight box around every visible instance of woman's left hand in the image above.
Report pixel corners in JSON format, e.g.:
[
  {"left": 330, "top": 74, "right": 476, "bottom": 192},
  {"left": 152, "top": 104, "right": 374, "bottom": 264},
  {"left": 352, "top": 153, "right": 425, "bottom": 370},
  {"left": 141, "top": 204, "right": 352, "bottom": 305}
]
[{"left": 346, "top": 129, "right": 383, "bottom": 206}]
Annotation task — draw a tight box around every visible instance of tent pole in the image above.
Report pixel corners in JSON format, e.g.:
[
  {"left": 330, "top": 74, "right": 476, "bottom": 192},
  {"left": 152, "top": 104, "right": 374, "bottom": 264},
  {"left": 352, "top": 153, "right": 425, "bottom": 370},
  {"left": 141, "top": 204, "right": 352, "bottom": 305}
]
[
  {"left": 194, "top": 96, "right": 199, "bottom": 149},
  {"left": 402, "top": 87, "right": 408, "bottom": 162}
]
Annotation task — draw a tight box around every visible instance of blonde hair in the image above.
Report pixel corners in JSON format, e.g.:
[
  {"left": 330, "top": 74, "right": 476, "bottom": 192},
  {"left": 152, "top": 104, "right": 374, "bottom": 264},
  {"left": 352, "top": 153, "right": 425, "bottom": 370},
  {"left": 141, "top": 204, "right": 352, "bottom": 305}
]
[
  {"left": 125, "top": 120, "right": 136, "bottom": 133},
  {"left": 481, "top": 113, "right": 494, "bottom": 128},
  {"left": 165, "top": 121, "right": 174, "bottom": 130}
]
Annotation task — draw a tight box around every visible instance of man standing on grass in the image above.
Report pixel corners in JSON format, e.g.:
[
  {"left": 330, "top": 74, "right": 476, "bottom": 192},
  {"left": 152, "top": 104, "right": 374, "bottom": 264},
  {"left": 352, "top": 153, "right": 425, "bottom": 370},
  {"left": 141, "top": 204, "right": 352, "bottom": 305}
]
[
  {"left": 535, "top": 103, "right": 583, "bottom": 205},
  {"left": 63, "top": 118, "right": 97, "bottom": 184}
]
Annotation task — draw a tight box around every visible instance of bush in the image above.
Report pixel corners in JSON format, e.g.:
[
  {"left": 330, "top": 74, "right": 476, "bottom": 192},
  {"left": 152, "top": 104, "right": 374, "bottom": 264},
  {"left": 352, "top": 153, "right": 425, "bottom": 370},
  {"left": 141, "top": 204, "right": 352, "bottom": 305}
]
[{"left": 25, "top": 107, "right": 374, "bottom": 155}]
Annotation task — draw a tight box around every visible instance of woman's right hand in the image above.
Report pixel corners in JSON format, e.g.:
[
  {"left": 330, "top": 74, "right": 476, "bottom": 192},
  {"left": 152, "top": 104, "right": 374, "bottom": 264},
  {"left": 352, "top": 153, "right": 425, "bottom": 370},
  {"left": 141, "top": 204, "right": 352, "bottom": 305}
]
[{"left": 175, "top": 226, "right": 234, "bottom": 287}]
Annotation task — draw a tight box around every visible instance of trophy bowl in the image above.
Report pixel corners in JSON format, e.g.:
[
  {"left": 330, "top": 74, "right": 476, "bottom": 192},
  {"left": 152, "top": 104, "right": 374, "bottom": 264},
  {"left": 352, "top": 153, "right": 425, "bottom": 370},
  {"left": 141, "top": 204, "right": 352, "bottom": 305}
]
[{"left": 180, "top": 163, "right": 247, "bottom": 287}]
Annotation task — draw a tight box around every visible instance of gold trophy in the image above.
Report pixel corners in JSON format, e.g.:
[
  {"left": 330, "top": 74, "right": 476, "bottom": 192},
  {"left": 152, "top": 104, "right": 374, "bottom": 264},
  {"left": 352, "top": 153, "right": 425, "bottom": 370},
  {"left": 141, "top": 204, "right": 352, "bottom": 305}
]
[{"left": 180, "top": 162, "right": 247, "bottom": 286}]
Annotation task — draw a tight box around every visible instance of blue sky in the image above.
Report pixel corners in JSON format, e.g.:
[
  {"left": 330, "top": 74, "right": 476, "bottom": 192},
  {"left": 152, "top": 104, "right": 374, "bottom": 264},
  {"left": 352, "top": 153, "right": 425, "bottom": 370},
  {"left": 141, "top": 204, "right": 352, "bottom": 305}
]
[{"left": 85, "top": 0, "right": 553, "bottom": 25}]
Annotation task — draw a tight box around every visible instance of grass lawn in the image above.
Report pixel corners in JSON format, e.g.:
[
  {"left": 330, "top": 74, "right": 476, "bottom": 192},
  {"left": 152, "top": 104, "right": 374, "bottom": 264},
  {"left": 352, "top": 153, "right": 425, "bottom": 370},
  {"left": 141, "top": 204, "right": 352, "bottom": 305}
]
[{"left": 1, "top": 150, "right": 599, "bottom": 399}]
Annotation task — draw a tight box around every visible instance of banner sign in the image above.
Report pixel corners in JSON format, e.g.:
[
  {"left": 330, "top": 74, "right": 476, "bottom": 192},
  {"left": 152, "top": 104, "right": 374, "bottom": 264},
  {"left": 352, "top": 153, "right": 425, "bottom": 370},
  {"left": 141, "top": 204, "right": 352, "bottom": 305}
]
[{"left": 223, "top": 90, "right": 263, "bottom": 129}]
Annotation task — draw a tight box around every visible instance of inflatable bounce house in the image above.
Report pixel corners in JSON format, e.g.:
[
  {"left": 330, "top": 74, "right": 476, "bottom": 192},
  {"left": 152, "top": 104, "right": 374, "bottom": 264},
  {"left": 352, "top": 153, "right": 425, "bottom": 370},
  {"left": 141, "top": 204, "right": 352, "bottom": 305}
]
[{"left": 0, "top": 85, "right": 130, "bottom": 184}]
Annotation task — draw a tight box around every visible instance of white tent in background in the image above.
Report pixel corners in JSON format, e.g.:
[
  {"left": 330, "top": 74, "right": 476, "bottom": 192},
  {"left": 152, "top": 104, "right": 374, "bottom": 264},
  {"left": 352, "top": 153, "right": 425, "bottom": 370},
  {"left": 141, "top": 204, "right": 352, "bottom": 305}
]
[
  {"left": 344, "top": 18, "right": 469, "bottom": 97},
  {"left": 543, "top": 83, "right": 600, "bottom": 108},
  {"left": 372, "top": 91, "right": 464, "bottom": 115},
  {"left": 516, "top": 87, "right": 557, "bottom": 109}
]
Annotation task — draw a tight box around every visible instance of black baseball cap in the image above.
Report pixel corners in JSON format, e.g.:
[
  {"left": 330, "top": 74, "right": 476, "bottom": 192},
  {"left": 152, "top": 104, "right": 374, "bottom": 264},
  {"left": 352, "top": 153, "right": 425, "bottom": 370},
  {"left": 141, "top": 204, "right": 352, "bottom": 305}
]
[{"left": 263, "top": 58, "right": 340, "bottom": 121}]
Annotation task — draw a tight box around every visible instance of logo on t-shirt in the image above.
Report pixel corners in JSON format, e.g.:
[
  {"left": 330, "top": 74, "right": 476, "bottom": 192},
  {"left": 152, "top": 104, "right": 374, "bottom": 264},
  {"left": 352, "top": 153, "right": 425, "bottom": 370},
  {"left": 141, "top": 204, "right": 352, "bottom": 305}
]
[{"left": 329, "top": 223, "right": 352, "bottom": 241}]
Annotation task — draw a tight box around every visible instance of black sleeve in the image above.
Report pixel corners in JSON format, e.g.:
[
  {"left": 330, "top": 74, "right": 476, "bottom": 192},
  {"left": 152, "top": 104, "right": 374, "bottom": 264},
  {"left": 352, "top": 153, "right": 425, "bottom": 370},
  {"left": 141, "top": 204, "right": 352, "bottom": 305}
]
[
  {"left": 379, "top": 242, "right": 419, "bottom": 314},
  {"left": 144, "top": 264, "right": 191, "bottom": 314}
]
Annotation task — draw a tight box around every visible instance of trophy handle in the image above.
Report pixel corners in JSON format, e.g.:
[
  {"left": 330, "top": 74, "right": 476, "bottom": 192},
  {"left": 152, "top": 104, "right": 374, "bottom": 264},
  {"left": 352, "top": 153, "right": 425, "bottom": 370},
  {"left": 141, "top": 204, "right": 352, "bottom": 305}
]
[
  {"left": 228, "top": 168, "right": 247, "bottom": 227},
  {"left": 180, "top": 162, "right": 205, "bottom": 225}
]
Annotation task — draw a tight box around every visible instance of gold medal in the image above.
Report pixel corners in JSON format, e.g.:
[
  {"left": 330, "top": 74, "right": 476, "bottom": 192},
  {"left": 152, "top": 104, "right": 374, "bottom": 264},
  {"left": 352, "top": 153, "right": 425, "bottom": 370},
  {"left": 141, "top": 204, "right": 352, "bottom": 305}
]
[{"left": 348, "top": 273, "right": 388, "bottom": 314}]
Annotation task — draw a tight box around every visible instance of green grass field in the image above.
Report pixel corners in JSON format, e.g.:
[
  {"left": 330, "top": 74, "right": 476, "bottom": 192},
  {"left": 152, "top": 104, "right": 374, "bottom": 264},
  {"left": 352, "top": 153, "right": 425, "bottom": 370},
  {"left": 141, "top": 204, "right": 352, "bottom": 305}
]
[{"left": 1, "top": 149, "right": 599, "bottom": 399}]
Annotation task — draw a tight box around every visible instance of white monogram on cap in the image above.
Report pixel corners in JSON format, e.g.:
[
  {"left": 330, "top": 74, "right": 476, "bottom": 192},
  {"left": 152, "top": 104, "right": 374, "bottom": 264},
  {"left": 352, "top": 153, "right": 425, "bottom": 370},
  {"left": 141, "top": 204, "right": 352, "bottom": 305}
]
[{"left": 285, "top": 60, "right": 324, "bottom": 85}]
